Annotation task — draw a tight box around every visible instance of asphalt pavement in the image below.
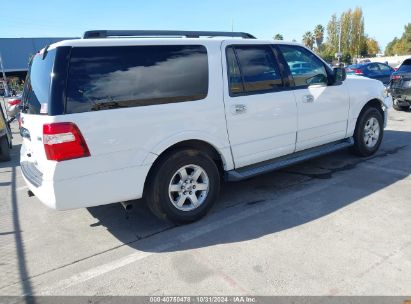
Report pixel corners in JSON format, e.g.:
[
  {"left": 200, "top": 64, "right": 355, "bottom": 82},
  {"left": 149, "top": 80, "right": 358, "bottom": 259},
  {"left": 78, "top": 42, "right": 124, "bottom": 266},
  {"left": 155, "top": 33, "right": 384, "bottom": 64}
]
[{"left": 0, "top": 109, "right": 410, "bottom": 296}]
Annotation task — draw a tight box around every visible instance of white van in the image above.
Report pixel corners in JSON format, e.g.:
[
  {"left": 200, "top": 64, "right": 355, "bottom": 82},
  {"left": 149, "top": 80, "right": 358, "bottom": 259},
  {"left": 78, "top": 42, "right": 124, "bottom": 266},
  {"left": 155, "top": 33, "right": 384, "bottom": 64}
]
[{"left": 20, "top": 30, "right": 391, "bottom": 223}]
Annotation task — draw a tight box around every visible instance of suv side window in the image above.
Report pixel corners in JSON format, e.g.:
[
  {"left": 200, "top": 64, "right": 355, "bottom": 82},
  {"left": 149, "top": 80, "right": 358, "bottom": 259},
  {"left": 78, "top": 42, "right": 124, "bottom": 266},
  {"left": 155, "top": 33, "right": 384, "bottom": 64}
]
[
  {"left": 226, "top": 45, "right": 283, "bottom": 95},
  {"left": 66, "top": 45, "right": 208, "bottom": 114},
  {"left": 278, "top": 45, "right": 328, "bottom": 87}
]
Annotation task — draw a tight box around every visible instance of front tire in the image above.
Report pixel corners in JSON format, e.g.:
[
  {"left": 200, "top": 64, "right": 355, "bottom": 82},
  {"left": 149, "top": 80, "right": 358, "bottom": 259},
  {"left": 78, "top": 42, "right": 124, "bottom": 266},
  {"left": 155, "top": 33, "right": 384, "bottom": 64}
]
[
  {"left": 352, "top": 107, "right": 384, "bottom": 157},
  {"left": 145, "top": 149, "right": 221, "bottom": 223}
]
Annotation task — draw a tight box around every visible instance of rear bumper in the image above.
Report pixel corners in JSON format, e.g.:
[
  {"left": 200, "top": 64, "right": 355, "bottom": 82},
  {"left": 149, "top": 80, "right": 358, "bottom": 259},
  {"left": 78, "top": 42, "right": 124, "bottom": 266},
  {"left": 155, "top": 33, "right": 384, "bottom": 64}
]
[
  {"left": 21, "top": 163, "right": 151, "bottom": 210},
  {"left": 391, "top": 87, "right": 411, "bottom": 101},
  {"left": 396, "top": 99, "right": 411, "bottom": 107}
]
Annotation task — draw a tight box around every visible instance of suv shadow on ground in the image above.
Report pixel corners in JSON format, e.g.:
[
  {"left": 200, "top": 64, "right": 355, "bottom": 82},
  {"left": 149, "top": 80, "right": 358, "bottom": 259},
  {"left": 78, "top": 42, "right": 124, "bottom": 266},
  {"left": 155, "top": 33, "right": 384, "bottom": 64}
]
[
  {"left": 86, "top": 129, "right": 411, "bottom": 253},
  {"left": 0, "top": 144, "right": 33, "bottom": 297}
]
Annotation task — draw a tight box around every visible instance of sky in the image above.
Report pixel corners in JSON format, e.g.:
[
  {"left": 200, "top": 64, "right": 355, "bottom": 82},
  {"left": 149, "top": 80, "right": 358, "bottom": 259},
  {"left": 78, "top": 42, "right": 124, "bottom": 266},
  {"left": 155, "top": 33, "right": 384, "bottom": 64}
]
[{"left": 1, "top": 0, "right": 409, "bottom": 51}]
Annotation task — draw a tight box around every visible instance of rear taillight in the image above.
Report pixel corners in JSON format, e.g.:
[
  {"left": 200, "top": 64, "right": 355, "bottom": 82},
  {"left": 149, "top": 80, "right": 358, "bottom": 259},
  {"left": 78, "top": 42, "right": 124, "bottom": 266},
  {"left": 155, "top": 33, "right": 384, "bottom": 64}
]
[
  {"left": 391, "top": 75, "right": 402, "bottom": 81},
  {"left": 8, "top": 99, "right": 21, "bottom": 106},
  {"left": 43, "top": 123, "right": 90, "bottom": 161},
  {"left": 354, "top": 69, "right": 363, "bottom": 75}
]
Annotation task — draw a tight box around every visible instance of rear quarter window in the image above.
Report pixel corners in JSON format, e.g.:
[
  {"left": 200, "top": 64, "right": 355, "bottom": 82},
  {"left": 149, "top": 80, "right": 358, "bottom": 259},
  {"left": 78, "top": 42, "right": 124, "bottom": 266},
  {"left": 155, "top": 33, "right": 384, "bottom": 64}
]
[
  {"left": 398, "top": 59, "right": 411, "bottom": 72},
  {"left": 66, "top": 45, "right": 209, "bottom": 113},
  {"left": 22, "top": 50, "right": 56, "bottom": 115}
]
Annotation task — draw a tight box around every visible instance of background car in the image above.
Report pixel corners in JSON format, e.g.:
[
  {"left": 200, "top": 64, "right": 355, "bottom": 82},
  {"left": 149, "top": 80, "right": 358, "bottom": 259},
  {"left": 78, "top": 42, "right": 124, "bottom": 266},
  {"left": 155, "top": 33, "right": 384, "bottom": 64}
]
[
  {"left": 290, "top": 61, "right": 318, "bottom": 75},
  {"left": 346, "top": 62, "right": 394, "bottom": 84},
  {"left": 390, "top": 58, "right": 411, "bottom": 111},
  {"left": 6, "top": 94, "right": 22, "bottom": 121}
]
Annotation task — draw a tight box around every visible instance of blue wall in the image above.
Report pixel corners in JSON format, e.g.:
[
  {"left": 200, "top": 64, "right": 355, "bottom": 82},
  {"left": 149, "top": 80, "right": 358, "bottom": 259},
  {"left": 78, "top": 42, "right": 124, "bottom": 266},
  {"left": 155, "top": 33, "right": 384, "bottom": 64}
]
[{"left": 0, "top": 38, "right": 77, "bottom": 72}]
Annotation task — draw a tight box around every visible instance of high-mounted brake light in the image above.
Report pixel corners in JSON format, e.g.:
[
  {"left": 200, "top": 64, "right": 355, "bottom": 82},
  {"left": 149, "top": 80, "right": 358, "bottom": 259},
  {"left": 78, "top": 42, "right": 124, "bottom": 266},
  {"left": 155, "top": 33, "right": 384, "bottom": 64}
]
[{"left": 43, "top": 123, "right": 90, "bottom": 161}]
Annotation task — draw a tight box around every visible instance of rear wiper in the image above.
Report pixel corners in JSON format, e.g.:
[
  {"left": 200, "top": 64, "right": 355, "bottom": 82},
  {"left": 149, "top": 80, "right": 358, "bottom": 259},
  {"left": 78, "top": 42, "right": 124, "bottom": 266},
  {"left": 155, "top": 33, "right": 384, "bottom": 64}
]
[
  {"left": 42, "top": 45, "right": 50, "bottom": 60},
  {"left": 91, "top": 101, "right": 124, "bottom": 111}
]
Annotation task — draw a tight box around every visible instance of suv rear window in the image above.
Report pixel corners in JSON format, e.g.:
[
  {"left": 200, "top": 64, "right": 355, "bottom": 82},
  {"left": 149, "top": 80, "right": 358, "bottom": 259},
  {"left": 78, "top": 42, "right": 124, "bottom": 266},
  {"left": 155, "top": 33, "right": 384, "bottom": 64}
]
[
  {"left": 398, "top": 59, "right": 411, "bottom": 72},
  {"left": 22, "top": 50, "right": 56, "bottom": 115},
  {"left": 66, "top": 45, "right": 208, "bottom": 113}
]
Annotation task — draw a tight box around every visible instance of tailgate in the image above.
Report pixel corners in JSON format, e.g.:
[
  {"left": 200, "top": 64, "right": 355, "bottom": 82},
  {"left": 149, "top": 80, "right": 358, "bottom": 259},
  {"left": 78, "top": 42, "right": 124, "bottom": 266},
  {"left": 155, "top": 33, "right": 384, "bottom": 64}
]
[{"left": 20, "top": 113, "right": 54, "bottom": 176}]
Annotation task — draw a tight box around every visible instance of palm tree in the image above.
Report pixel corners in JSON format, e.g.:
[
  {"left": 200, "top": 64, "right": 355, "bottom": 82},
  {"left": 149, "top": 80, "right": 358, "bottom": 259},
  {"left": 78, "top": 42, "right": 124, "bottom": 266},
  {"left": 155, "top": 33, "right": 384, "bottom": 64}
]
[
  {"left": 314, "top": 24, "right": 324, "bottom": 51},
  {"left": 302, "top": 31, "right": 315, "bottom": 49},
  {"left": 273, "top": 33, "right": 284, "bottom": 40}
]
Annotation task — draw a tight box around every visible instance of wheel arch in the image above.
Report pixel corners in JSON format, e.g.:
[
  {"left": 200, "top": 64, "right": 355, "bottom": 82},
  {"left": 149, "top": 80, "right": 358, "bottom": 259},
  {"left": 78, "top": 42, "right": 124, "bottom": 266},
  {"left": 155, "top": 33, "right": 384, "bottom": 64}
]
[
  {"left": 143, "top": 139, "right": 230, "bottom": 197},
  {"left": 348, "top": 98, "right": 386, "bottom": 137},
  {"left": 351, "top": 98, "right": 385, "bottom": 157},
  {"left": 359, "top": 98, "right": 385, "bottom": 120}
]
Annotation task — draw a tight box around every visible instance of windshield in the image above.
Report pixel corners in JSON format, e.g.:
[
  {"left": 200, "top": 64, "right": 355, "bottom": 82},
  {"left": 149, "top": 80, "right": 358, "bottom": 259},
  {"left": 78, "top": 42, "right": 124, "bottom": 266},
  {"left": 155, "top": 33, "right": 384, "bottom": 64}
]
[{"left": 22, "top": 49, "right": 56, "bottom": 115}]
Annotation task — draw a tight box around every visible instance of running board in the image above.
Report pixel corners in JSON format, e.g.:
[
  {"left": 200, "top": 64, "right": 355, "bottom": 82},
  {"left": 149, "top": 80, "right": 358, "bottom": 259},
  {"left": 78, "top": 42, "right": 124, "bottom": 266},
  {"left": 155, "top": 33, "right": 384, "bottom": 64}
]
[{"left": 226, "top": 138, "right": 354, "bottom": 181}]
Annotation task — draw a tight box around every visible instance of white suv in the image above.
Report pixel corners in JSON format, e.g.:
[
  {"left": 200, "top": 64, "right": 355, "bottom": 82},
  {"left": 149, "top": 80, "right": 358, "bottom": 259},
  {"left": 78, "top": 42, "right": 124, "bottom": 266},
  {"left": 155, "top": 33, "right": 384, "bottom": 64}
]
[{"left": 20, "top": 30, "right": 392, "bottom": 223}]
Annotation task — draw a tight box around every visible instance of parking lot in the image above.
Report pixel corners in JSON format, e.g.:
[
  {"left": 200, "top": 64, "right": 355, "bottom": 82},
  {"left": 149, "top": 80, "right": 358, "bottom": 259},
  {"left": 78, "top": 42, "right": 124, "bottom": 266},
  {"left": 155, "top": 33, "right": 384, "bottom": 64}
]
[{"left": 0, "top": 109, "right": 410, "bottom": 296}]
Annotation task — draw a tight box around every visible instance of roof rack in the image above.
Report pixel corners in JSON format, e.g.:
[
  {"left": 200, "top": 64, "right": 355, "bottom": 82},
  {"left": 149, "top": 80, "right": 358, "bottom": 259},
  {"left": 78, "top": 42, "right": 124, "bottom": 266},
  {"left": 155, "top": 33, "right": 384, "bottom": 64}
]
[{"left": 83, "top": 30, "right": 256, "bottom": 39}]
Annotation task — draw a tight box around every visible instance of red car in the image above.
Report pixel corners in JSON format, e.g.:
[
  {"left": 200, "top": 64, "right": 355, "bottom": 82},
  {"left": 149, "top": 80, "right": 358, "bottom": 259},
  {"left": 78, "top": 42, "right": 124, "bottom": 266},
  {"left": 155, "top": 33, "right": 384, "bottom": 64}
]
[{"left": 6, "top": 95, "right": 22, "bottom": 120}]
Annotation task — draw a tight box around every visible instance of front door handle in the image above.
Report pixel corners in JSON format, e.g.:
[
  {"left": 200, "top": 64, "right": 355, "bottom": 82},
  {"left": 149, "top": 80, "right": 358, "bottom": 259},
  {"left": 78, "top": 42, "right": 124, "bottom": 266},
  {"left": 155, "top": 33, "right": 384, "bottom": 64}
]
[
  {"left": 303, "top": 95, "right": 314, "bottom": 103},
  {"left": 232, "top": 104, "right": 247, "bottom": 114}
]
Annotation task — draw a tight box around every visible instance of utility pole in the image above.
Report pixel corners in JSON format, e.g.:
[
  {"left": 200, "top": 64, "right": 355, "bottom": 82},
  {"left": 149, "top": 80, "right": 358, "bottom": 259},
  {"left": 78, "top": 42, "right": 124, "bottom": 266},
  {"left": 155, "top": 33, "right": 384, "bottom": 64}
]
[{"left": 0, "top": 53, "right": 9, "bottom": 97}]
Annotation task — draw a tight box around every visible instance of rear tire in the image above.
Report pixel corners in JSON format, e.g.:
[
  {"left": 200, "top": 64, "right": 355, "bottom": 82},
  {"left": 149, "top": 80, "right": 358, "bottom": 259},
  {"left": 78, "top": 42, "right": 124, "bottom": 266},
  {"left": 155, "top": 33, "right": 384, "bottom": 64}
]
[
  {"left": 352, "top": 107, "right": 384, "bottom": 157},
  {"left": 145, "top": 149, "right": 220, "bottom": 223},
  {"left": 0, "top": 135, "right": 11, "bottom": 162},
  {"left": 393, "top": 100, "right": 409, "bottom": 111}
]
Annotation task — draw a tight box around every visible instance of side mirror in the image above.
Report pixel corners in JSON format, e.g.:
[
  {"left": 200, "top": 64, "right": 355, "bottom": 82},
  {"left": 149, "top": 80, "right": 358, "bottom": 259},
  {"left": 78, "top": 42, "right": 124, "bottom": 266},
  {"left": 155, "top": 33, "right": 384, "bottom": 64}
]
[{"left": 333, "top": 67, "right": 346, "bottom": 82}]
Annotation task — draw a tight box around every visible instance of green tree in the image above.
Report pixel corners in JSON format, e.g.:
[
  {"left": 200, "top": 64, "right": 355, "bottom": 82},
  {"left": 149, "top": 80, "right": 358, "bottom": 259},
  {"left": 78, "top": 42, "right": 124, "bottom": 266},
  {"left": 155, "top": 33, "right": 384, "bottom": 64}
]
[
  {"left": 273, "top": 33, "right": 284, "bottom": 40},
  {"left": 405, "top": 23, "right": 411, "bottom": 53},
  {"left": 314, "top": 24, "right": 325, "bottom": 51},
  {"left": 350, "top": 7, "right": 365, "bottom": 57},
  {"left": 385, "top": 23, "right": 411, "bottom": 55},
  {"left": 324, "top": 14, "right": 339, "bottom": 56},
  {"left": 340, "top": 9, "right": 353, "bottom": 55},
  {"left": 385, "top": 37, "right": 398, "bottom": 56},
  {"left": 320, "top": 7, "right": 370, "bottom": 63},
  {"left": 365, "top": 37, "right": 380, "bottom": 56},
  {"left": 302, "top": 31, "right": 315, "bottom": 49}
]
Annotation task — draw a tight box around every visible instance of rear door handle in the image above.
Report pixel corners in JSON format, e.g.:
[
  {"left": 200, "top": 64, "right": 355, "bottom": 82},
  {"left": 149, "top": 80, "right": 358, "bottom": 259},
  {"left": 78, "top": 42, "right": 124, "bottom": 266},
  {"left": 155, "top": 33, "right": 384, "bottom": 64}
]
[
  {"left": 303, "top": 95, "right": 314, "bottom": 103},
  {"left": 232, "top": 104, "right": 247, "bottom": 114}
]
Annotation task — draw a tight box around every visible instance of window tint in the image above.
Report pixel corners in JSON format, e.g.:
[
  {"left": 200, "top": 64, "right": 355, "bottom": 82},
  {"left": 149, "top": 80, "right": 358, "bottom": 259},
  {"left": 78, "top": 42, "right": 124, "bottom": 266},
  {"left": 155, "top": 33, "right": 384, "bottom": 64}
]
[
  {"left": 226, "top": 47, "right": 244, "bottom": 94},
  {"left": 22, "top": 49, "right": 56, "bottom": 114},
  {"left": 66, "top": 45, "right": 208, "bottom": 113},
  {"left": 234, "top": 45, "right": 283, "bottom": 92},
  {"left": 278, "top": 45, "right": 328, "bottom": 87}
]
